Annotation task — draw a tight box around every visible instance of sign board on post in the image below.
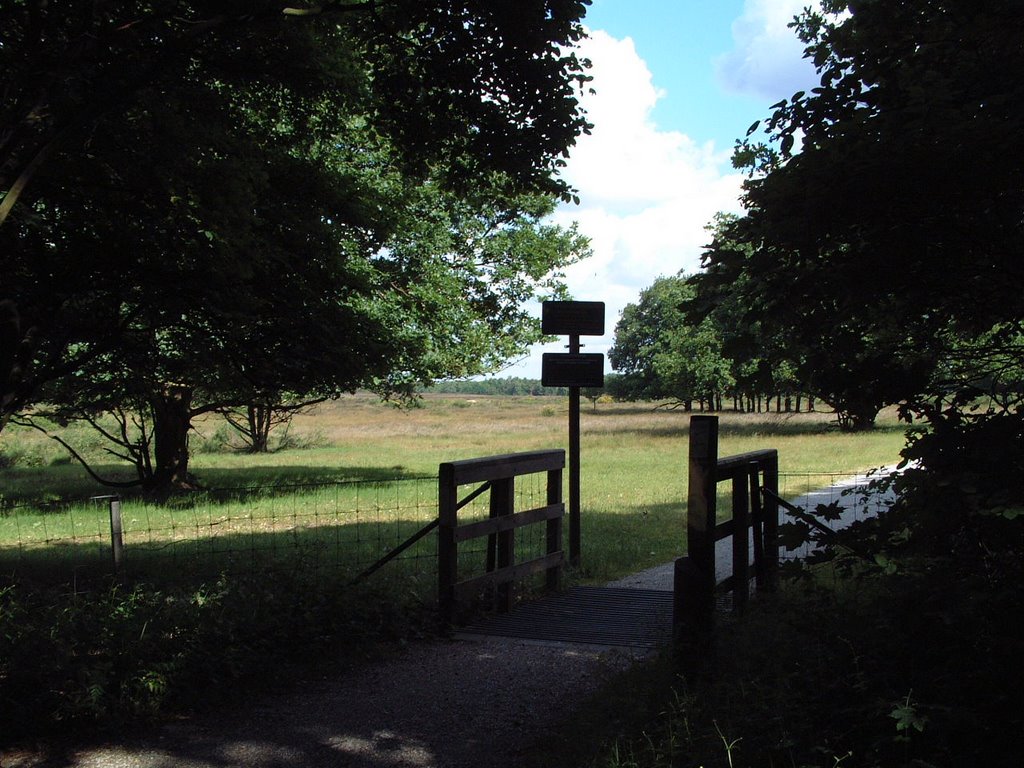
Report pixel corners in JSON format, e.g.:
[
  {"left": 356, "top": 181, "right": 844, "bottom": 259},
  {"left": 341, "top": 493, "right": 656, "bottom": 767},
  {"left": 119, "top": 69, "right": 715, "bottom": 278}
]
[
  {"left": 541, "top": 353, "right": 605, "bottom": 388},
  {"left": 541, "top": 301, "right": 605, "bottom": 337},
  {"left": 541, "top": 300, "right": 606, "bottom": 570}
]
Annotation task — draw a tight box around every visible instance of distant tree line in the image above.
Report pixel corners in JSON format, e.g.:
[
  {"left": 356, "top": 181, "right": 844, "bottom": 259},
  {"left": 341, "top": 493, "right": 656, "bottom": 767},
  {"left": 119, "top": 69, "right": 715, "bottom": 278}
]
[{"left": 425, "top": 379, "right": 570, "bottom": 397}]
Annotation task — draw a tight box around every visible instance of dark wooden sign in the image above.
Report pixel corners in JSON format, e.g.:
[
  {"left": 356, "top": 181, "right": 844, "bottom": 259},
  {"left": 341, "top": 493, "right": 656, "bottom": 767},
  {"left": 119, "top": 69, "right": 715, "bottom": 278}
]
[
  {"left": 541, "top": 353, "right": 605, "bottom": 388},
  {"left": 541, "top": 301, "right": 605, "bottom": 336}
]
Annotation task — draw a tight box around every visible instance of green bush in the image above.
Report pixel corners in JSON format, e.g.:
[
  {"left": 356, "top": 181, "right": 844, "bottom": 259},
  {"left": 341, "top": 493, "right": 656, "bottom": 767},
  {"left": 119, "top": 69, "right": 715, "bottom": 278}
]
[
  {"left": 0, "top": 445, "right": 45, "bottom": 468},
  {"left": 191, "top": 422, "right": 238, "bottom": 454}
]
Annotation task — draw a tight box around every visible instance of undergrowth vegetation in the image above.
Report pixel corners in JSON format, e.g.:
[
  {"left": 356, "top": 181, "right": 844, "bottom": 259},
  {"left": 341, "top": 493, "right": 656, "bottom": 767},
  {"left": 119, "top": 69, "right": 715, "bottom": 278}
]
[
  {"left": 526, "top": 558, "right": 1022, "bottom": 768},
  {"left": 0, "top": 570, "right": 432, "bottom": 747},
  {"left": 531, "top": 404, "right": 1024, "bottom": 768}
]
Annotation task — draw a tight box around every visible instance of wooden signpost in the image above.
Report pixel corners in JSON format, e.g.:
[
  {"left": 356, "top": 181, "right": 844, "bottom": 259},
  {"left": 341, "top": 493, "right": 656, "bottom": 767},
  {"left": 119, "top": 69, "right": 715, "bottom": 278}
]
[{"left": 541, "top": 300, "right": 605, "bottom": 567}]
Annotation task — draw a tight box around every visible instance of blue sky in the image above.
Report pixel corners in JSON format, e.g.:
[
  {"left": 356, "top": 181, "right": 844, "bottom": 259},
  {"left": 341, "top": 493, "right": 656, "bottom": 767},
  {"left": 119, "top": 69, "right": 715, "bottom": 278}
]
[
  {"left": 586, "top": 0, "right": 791, "bottom": 146},
  {"left": 501, "top": 0, "right": 822, "bottom": 379}
]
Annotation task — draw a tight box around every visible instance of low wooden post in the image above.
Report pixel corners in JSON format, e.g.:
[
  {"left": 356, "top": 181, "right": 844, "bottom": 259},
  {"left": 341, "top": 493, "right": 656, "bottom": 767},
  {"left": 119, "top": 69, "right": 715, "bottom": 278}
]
[
  {"left": 672, "top": 556, "right": 714, "bottom": 659},
  {"left": 108, "top": 496, "right": 124, "bottom": 578},
  {"left": 94, "top": 495, "right": 125, "bottom": 578},
  {"left": 686, "top": 416, "right": 718, "bottom": 626}
]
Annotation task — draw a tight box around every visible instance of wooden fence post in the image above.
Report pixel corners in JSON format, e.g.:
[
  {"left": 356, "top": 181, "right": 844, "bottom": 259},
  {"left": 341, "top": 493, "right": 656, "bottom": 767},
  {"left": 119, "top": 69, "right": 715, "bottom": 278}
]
[
  {"left": 438, "top": 463, "right": 458, "bottom": 625},
  {"left": 731, "top": 470, "right": 750, "bottom": 609},
  {"left": 751, "top": 465, "right": 766, "bottom": 590},
  {"left": 491, "top": 477, "right": 515, "bottom": 612},
  {"left": 108, "top": 496, "right": 124, "bottom": 578},
  {"left": 761, "top": 451, "right": 780, "bottom": 592},
  {"left": 686, "top": 415, "right": 718, "bottom": 628},
  {"left": 545, "top": 466, "right": 564, "bottom": 592}
]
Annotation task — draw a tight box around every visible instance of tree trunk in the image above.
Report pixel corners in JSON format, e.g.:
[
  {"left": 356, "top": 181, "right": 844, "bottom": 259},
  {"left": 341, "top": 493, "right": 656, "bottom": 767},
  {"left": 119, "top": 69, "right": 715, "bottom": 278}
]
[
  {"left": 248, "top": 403, "right": 273, "bottom": 453},
  {"left": 0, "top": 301, "right": 32, "bottom": 435},
  {"left": 148, "top": 384, "right": 195, "bottom": 492},
  {"left": 845, "top": 405, "right": 879, "bottom": 432}
]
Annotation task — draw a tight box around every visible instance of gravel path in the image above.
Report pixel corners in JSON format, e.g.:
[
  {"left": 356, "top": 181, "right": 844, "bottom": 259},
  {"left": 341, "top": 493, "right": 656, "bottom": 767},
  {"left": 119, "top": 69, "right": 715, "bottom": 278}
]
[
  {"left": 4, "top": 638, "right": 641, "bottom": 768},
  {"left": 2, "top": 594, "right": 660, "bottom": 768}
]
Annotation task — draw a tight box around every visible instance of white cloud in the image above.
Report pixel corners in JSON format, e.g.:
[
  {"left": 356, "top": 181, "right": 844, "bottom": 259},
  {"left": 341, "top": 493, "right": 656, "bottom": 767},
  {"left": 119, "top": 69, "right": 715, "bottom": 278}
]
[
  {"left": 500, "top": 30, "right": 746, "bottom": 378},
  {"left": 715, "top": 0, "right": 820, "bottom": 101}
]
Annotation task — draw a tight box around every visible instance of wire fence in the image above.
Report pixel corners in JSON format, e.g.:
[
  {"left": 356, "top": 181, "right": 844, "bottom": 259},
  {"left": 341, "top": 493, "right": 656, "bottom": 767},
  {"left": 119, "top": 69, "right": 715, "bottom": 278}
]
[
  {"left": 775, "top": 469, "right": 897, "bottom": 563},
  {"left": 0, "top": 476, "right": 441, "bottom": 588},
  {"left": 0, "top": 470, "right": 896, "bottom": 591}
]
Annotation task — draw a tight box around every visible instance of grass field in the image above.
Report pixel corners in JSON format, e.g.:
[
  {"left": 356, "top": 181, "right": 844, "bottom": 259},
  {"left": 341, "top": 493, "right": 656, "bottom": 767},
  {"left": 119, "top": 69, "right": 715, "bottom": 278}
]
[{"left": 0, "top": 394, "right": 908, "bottom": 585}]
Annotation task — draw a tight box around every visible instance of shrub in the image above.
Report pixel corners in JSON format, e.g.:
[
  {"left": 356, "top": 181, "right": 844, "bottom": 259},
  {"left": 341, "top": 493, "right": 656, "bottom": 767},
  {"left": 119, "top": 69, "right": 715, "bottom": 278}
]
[{"left": 0, "top": 572, "right": 432, "bottom": 747}]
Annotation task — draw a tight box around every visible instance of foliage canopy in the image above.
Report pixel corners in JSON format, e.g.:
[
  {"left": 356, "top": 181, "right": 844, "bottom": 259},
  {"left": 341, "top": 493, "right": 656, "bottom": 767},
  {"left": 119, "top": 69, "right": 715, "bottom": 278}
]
[{"left": 0, "top": 0, "right": 594, "bottom": 489}]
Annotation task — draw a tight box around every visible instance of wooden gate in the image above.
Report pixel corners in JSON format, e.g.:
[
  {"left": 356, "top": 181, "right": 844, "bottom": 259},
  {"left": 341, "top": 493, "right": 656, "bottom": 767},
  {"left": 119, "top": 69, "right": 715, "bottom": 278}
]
[
  {"left": 676, "top": 415, "right": 780, "bottom": 630},
  {"left": 438, "top": 450, "right": 565, "bottom": 623}
]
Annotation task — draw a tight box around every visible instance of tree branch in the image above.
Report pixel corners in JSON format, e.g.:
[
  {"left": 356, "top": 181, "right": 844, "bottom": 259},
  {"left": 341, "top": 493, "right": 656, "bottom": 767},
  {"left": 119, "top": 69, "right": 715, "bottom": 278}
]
[{"left": 10, "top": 416, "right": 142, "bottom": 489}]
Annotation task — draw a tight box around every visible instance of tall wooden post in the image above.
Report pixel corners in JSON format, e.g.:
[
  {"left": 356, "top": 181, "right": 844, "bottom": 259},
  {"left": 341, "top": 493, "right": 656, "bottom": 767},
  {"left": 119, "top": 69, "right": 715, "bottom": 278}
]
[
  {"left": 568, "top": 333, "right": 581, "bottom": 567},
  {"left": 541, "top": 300, "right": 605, "bottom": 571},
  {"left": 686, "top": 415, "right": 718, "bottom": 625}
]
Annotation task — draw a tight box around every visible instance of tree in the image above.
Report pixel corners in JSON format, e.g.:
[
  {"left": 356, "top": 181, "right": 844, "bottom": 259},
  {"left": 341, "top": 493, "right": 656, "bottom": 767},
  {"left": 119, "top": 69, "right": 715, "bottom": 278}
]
[
  {"left": 2, "top": 5, "right": 592, "bottom": 490},
  {"left": 0, "top": 0, "right": 594, "bottom": 437},
  {"left": 609, "top": 277, "right": 688, "bottom": 402},
  {"left": 581, "top": 387, "right": 603, "bottom": 411},
  {"left": 217, "top": 401, "right": 311, "bottom": 455},
  {"left": 694, "top": 0, "right": 1024, "bottom": 566},
  {"left": 610, "top": 276, "right": 734, "bottom": 409},
  {"left": 694, "top": 0, "right": 1024, "bottom": 429},
  {"left": 695, "top": 214, "right": 929, "bottom": 428}
]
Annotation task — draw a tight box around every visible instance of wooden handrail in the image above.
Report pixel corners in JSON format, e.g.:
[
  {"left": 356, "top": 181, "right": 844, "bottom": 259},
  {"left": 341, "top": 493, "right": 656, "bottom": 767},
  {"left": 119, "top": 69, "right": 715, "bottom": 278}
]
[
  {"left": 439, "top": 450, "right": 566, "bottom": 623},
  {"left": 441, "top": 450, "right": 565, "bottom": 485}
]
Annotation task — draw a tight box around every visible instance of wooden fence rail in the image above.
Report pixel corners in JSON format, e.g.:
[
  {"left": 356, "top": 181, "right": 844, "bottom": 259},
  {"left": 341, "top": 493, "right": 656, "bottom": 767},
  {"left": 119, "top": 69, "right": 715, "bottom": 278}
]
[{"left": 438, "top": 450, "right": 565, "bottom": 624}]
